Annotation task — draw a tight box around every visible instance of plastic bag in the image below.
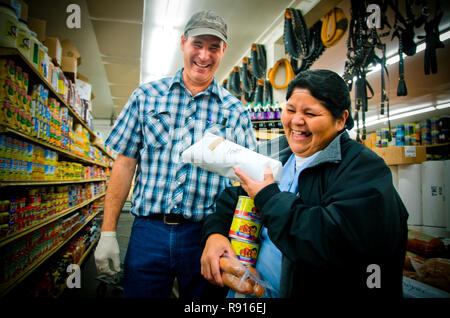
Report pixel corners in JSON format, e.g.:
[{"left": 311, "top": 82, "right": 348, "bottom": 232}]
[
  {"left": 219, "top": 253, "right": 274, "bottom": 297},
  {"left": 410, "top": 257, "right": 450, "bottom": 292},
  {"left": 181, "top": 132, "right": 283, "bottom": 182}
]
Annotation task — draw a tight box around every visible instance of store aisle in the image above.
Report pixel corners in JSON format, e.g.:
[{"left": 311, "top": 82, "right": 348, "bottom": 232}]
[{"left": 61, "top": 210, "right": 134, "bottom": 298}]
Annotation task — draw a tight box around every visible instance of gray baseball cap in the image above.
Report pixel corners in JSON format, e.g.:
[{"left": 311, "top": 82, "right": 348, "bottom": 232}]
[{"left": 184, "top": 10, "right": 228, "bottom": 44}]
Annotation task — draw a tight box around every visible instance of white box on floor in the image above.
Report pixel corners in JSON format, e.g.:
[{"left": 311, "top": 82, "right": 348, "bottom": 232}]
[{"left": 421, "top": 161, "right": 445, "bottom": 227}]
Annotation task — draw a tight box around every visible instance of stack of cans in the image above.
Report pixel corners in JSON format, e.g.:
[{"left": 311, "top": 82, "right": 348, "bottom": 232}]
[{"left": 229, "top": 196, "right": 262, "bottom": 266}]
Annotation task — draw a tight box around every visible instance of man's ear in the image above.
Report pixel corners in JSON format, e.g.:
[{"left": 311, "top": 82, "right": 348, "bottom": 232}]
[{"left": 181, "top": 34, "right": 186, "bottom": 51}]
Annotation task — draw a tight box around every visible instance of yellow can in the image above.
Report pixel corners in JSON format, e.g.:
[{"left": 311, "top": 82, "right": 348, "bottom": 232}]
[
  {"left": 229, "top": 215, "right": 261, "bottom": 243},
  {"left": 234, "top": 195, "right": 261, "bottom": 221},
  {"left": 230, "top": 237, "right": 260, "bottom": 265}
]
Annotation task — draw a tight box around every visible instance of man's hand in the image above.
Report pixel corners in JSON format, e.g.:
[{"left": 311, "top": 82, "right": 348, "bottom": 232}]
[
  {"left": 94, "top": 232, "right": 121, "bottom": 276},
  {"left": 233, "top": 165, "right": 275, "bottom": 200},
  {"left": 201, "top": 234, "right": 235, "bottom": 286}
]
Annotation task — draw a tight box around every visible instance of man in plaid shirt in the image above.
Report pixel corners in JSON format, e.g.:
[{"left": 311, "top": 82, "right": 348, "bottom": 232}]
[{"left": 94, "top": 10, "right": 256, "bottom": 298}]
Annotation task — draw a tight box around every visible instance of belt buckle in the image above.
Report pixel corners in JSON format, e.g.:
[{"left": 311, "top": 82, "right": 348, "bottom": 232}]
[{"left": 163, "top": 214, "right": 180, "bottom": 225}]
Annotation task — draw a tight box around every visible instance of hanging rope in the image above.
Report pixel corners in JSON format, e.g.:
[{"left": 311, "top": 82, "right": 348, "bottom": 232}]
[
  {"left": 321, "top": 7, "right": 348, "bottom": 47},
  {"left": 267, "top": 58, "right": 295, "bottom": 89}
]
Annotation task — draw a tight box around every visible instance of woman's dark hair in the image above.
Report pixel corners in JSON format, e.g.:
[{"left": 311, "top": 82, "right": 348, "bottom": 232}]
[{"left": 286, "top": 69, "right": 354, "bottom": 130}]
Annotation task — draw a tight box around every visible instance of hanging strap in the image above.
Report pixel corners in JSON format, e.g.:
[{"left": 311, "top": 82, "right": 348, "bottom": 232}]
[
  {"left": 283, "top": 8, "right": 309, "bottom": 59},
  {"left": 267, "top": 58, "right": 295, "bottom": 89},
  {"left": 250, "top": 44, "right": 267, "bottom": 79},
  {"left": 321, "top": 7, "right": 348, "bottom": 47}
]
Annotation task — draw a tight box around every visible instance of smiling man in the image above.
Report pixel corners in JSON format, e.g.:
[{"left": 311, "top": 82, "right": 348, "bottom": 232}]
[{"left": 94, "top": 10, "right": 257, "bottom": 298}]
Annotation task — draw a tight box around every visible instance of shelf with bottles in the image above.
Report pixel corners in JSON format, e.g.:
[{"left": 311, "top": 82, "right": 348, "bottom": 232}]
[
  {"left": 363, "top": 115, "right": 450, "bottom": 161},
  {"left": 0, "top": 184, "right": 106, "bottom": 247},
  {"left": 0, "top": 198, "right": 104, "bottom": 297},
  {"left": 247, "top": 101, "right": 285, "bottom": 133},
  {"left": 0, "top": 48, "right": 113, "bottom": 162}
]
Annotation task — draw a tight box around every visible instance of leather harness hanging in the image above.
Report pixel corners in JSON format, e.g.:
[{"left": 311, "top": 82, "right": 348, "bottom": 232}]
[
  {"left": 417, "top": 5, "right": 445, "bottom": 75},
  {"left": 267, "top": 58, "right": 296, "bottom": 89},
  {"left": 250, "top": 43, "right": 267, "bottom": 80},
  {"left": 240, "top": 57, "right": 256, "bottom": 102},
  {"left": 284, "top": 8, "right": 325, "bottom": 74},
  {"left": 321, "top": 7, "right": 348, "bottom": 47}
]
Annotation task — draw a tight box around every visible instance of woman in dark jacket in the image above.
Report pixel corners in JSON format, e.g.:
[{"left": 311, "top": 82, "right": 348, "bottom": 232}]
[{"left": 200, "top": 69, "right": 408, "bottom": 298}]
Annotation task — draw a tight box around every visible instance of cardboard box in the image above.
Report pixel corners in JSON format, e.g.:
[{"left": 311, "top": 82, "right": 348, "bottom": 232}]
[
  {"left": 76, "top": 72, "right": 88, "bottom": 82},
  {"left": 44, "top": 37, "right": 62, "bottom": 66},
  {"left": 61, "top": 39, "right": 81, "bottom": 65},
  {"left": 373, "top": 146, "right": 427, "bottom": 165},
  {"left": 28, "top": 17, "right": 46, "bottom": 42},
  {"left": 75, "top": 78, "right": 92, "bottom": 101},
  {"left": 61, "top": 56, "right": 77, "bottom": 74}
]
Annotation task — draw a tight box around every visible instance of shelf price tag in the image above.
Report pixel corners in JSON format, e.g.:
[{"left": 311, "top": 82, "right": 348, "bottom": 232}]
[{"left": 404, "top": 146, "right": 416, "bottom": 158}]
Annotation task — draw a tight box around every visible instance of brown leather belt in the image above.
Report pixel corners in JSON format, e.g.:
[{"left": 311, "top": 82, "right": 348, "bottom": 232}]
[{"left": 148, "top": 214, "right": 194, "bottom": 225}]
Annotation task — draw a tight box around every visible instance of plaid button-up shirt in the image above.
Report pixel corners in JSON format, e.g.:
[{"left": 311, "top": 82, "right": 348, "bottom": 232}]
[{"left": 105, "top": 69, "right": 257, "bottom": 221}]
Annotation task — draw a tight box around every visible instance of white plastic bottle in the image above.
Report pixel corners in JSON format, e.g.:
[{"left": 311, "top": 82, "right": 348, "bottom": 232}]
[
  {"left": 17, "top": 18, "right": 31, "bottom": 60},
  {"left": 0, "top": 3, "right": 19, "bottom": 48}
]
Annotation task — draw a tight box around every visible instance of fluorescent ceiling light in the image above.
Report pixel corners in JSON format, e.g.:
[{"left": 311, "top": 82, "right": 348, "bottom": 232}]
[
  {"left": 352, "top": 101, "right": 450, "bottom": 129},
  {"left": 140, "top": 0, "right": 191, "bottom": 84},
  {"left": 436, "top": 102, "right": 450, "bottom": 109}
]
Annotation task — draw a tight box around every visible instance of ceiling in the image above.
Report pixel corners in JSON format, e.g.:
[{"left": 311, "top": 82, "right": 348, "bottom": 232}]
[{"left": 26, "top": 0, "right": 450, "bottom": 137}]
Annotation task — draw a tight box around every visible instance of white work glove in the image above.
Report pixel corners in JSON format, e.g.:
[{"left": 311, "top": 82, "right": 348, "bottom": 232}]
[{"left": 94, "top": 231, "right": 121, "bottom": 276}]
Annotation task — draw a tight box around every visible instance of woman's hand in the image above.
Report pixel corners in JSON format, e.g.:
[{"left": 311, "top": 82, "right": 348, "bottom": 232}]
[
  {"left": 201, "top": 234, "right": 236, "bottom": 286},
  {"left": 233, "top": 165, "right": 275, "bottom": 200}
]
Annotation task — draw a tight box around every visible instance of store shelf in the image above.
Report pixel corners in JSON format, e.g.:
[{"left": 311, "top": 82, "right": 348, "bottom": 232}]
[
  {"left": 93, "top": 141, "right": 115, "bottom": 161},
  {"left": 0, "top": 178, "right": 107, "bottom": 188},
  {"left": 0, "top": 47, "right": 112, "bottom": 160},
  {"left": 254, "top": 129, "right": 284, "bottom": 140},
  {"left": 0, "top": 209, "right": 102, "bottom": 297},
  {"left": 0, "top": 124, "right": 109, "bottom": 168},
  {"left": 0, "top": 192, "right": 105, "bottom": 248},
  {"left": 425, "top": 142, "right": 450, "bottom": 148},
  {"left": 53, "top": 234, "right": 100, "bottom": 298}
]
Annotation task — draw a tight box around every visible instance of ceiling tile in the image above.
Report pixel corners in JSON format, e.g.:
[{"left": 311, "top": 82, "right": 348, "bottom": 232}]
[
  {"left": 87, "top": 0, "right": 144, "bottom": 22},
  {"left": 104, "top": 63, "right": 140, "bottom": 85},
  {"left": 109, "top": 85, "right": 136, "bottom": 98},
  {"left": 92, "top": 20, "right": 142, "bottom": 58}
]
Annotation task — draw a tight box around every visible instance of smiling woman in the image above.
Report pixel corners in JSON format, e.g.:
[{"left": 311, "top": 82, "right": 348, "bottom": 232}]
[
  {"left": 282, "top": 88, "right": 348, "bottom": 157},
  {"left": 201, "top": 69, "right": 409, "bottom": 299}
]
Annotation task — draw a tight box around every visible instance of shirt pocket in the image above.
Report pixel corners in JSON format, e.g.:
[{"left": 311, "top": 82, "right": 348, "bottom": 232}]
[
  {"left": 204, "top": 122, "right": 227, "bottom": 138},
  {"left": 143, "top": 111, "right": 172, "bottom": 148}
]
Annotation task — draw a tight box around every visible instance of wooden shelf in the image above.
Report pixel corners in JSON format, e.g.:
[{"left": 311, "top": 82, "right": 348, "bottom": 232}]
[
  {"left": 425, "top": 142, "right": 449, "bottom": 148},
  {"left": 254, "top": 129, "right": 284, "bottom": 140},
  {"left": 0, "top": 124, "right": 109, "bottom": 168},
  {"left": 0, "top": 178, "right": 107, "bottom": 188},
  {"left": 0, "top": 209, "right": 102, "bottom": 297},
  {"left": 0, "top": 47, "right": 113, "bottom": 161},
  {"left": 0, "top": 192, "right": 105, "bottom": 248}
]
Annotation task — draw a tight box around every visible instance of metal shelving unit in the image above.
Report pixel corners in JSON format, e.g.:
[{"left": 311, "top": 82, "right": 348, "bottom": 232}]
[{"left": 0, "top": 46, "right": 112, "bottom": 297}]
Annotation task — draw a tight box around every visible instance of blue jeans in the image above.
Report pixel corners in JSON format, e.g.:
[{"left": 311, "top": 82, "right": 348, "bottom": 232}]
[{"left": 123, "top": 217, "right": 207, "bottom": 298}]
